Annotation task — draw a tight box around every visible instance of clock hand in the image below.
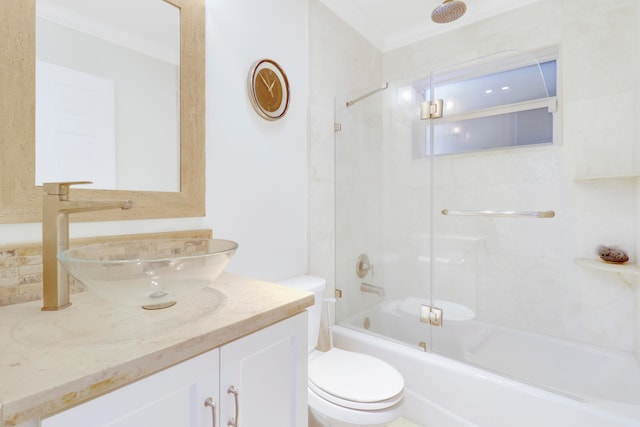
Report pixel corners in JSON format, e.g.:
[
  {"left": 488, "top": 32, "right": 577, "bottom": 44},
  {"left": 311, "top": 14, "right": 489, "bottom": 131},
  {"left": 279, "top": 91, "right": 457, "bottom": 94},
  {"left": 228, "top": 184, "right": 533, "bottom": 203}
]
[
  {"left": 259, "top": 73, "right": 276, "bottom": 96},
  {"left": 259, "top": 74, "right": 270, "bottom": 88}
]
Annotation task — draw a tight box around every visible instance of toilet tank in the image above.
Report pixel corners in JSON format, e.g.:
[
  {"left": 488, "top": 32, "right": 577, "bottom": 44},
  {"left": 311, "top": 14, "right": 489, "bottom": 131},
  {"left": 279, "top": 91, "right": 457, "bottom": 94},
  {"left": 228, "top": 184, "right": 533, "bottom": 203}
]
[{"left": 278, "top": 275, "right": 326, "bottom": 352}]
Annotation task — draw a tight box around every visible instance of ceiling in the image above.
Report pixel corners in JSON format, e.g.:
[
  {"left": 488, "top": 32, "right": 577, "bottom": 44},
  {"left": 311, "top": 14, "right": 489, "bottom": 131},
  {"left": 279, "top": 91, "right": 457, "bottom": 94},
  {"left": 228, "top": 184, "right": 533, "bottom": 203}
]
[{"left": 318, "top": 0, "right": 542, "bottom": 52}]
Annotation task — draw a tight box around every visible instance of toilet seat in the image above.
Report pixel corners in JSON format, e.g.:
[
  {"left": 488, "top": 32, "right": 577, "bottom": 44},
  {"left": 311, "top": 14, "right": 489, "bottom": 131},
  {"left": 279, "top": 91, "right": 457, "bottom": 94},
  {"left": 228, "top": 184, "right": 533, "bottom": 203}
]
[{"left": 308, "top": 348, "right": 404, "bottom": 411}]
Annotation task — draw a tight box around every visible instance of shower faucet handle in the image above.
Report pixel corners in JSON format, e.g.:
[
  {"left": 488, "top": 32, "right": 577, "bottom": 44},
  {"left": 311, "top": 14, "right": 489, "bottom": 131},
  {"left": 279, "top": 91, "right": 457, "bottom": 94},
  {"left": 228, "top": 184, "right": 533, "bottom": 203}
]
[{"left": 356, "top": 253, "right": 373, "bottom": 278}]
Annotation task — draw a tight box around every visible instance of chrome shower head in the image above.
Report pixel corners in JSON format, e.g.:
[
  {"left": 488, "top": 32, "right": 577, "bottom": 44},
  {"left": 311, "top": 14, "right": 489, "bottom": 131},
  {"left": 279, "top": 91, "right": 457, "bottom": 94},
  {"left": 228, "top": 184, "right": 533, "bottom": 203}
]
[{"left": 431, "top": 0, "right": 467, "bottom": 24}]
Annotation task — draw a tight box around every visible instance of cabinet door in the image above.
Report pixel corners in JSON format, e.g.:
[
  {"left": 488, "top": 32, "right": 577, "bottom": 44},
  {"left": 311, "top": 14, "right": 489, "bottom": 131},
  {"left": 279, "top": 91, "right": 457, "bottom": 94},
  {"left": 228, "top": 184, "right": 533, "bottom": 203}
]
[
  {"left": 42, "top": 348, "right": 220, "bottom": 427},
  {"left": 220, "top": 312, "right": 308, "bottom": 427}
]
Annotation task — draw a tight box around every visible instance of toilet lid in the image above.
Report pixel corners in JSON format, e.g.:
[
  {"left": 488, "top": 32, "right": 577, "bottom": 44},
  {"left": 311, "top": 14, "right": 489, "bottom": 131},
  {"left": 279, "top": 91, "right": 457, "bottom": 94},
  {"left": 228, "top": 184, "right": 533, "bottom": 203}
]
[{"left": 308, "top": 348, "right": 404, "bottom": 410}]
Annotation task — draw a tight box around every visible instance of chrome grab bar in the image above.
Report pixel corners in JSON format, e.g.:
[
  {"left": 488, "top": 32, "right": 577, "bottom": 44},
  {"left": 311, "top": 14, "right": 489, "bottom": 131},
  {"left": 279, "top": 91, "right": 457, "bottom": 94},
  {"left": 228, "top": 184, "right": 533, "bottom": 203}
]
[{"left": 441, "top": 209, "right": 555, "bottom": 219}]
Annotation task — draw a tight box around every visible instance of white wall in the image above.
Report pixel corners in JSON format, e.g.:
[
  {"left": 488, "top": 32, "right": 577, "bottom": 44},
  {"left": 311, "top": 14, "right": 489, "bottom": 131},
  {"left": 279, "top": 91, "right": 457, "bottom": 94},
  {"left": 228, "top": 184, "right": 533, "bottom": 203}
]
[{"left": 205, "top": 0, "right": 308, "bottom": 281}]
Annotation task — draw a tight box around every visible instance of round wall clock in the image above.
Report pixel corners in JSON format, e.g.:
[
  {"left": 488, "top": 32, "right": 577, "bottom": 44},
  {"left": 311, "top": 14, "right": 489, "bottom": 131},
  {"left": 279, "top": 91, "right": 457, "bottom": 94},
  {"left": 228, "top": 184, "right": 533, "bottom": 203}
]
[{"left": 248, "top": 59, "right": 290, "bottom": 121}]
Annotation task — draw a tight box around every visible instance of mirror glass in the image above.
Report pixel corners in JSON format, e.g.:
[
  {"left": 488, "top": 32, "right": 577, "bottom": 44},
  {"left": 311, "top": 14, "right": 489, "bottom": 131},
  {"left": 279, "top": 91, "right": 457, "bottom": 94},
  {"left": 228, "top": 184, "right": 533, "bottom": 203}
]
[{"left": 35, "top": 0, "right": 180, "bottom": 192}]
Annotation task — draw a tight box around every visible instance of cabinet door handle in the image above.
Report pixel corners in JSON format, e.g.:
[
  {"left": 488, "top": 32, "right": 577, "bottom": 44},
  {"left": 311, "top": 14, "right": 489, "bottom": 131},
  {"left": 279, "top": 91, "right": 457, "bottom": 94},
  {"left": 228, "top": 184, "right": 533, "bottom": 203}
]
[
  {"left": 204, "top": 397, "right": 217, "bottom": 427},
  {"left": 227, "top": 386, "right": 239, "bottom": 427}
]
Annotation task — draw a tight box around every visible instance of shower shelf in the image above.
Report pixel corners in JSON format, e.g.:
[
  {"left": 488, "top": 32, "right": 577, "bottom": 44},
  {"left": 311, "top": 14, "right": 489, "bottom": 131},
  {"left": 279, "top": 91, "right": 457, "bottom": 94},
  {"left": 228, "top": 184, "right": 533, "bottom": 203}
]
[{"left": 573, "top": 258, "right": 640, "bottom": 275}]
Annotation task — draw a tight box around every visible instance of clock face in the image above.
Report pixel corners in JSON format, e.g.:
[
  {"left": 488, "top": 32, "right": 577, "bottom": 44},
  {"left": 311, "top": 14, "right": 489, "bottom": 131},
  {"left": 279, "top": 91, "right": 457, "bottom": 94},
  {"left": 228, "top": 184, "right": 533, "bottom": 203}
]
[
  {"left": 248, "top": 60, "right": 290, "bottom": 120},
  {"left": 255, "top": 68, "right": 283, "bottom": 113}
]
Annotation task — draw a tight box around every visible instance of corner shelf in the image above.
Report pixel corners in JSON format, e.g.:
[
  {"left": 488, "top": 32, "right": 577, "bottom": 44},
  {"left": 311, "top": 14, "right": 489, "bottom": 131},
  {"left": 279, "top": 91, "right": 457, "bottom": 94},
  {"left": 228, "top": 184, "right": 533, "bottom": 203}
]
[{"left": 573, "top": 258, "right": 640, "bottom": 276}]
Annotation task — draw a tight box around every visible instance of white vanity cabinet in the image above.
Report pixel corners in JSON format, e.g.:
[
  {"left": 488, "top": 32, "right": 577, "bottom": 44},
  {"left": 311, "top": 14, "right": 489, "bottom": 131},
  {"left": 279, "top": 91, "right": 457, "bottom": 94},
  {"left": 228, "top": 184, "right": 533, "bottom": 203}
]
[
  {"left": 41, "top": 348, "right": 220, "bottom": 427},
  {"left": 40, "top": 312, "right": 308, "bottom": 427},
  {"left": 220, "top": 310, "right": 308, "bottom": 427}
]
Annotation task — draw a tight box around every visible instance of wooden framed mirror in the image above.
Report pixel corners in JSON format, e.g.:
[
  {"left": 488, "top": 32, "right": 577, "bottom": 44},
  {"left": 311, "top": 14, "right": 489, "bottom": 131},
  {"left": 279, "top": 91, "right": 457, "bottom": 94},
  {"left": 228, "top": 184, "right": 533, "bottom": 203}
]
[{"left": 0, "top": 0, "right": 205, "bottom": 223}]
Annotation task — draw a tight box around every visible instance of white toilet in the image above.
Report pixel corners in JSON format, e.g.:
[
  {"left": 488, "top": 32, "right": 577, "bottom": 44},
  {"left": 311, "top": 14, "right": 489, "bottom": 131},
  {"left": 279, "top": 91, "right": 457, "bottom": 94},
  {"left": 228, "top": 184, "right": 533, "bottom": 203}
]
[{"left": 279, "top": 276, "right": 404, "bottom": 427}]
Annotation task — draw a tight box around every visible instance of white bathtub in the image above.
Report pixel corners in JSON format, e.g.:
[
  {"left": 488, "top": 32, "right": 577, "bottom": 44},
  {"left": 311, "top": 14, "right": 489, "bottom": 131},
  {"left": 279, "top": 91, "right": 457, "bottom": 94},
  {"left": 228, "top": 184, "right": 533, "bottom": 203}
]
[{"left": 334, "top": 300, "right": 640, "bottom": 427}]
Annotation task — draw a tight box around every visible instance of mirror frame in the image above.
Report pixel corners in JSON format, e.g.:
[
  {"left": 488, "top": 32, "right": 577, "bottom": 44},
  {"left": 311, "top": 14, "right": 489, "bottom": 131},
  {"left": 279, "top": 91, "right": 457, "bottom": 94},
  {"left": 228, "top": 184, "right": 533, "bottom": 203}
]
[{"left": 0, "top": 0, "right": 205, "bottom": 223}]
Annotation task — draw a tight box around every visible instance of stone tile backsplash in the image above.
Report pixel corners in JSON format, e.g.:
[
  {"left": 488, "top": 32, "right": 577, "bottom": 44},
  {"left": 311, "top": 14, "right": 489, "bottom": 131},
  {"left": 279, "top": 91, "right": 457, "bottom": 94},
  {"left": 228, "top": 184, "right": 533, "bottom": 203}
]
[
  {"left": 0, "top": 245, "right": 46, "bottom": 306},
  {"left": 0, "top": 230, "right": 211, "bottom": 307}
]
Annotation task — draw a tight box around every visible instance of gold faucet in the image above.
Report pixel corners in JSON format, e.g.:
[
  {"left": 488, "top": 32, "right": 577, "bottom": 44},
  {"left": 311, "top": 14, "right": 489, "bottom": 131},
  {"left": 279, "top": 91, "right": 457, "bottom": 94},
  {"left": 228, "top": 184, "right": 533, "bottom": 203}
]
[{"left": 42, "top": 181, "right": 133, "bottom": 311}]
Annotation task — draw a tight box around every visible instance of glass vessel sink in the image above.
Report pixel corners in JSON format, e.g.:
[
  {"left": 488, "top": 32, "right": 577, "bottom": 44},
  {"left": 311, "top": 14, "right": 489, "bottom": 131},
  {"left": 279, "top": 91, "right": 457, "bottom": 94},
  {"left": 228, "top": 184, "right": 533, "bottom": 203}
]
[{"left": 58, "top": 239, "right": 238, "bottom": 309}]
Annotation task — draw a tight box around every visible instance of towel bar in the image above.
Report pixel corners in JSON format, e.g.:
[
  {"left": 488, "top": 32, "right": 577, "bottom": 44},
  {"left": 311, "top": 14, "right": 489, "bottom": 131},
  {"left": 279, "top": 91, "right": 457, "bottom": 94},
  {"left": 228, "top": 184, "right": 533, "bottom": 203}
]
[{"left": 441, "top": 209, "right": 555, "bottom": 218}]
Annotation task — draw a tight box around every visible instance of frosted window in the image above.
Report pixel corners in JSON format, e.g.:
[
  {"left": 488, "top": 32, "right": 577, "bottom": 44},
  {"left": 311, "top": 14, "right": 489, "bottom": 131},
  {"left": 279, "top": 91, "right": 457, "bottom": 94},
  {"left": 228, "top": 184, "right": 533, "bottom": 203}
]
[
  {"left": 434, "top": 61, "right": 556, "bottom": 114},
  {"left": 417, "top": 60, "right": 557, "bottom": 157}
]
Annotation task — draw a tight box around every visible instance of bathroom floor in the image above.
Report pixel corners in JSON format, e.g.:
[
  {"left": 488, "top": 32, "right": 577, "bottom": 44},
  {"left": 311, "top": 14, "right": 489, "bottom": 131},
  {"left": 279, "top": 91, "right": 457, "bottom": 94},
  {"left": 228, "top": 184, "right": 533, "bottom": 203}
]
[{"left": 389, "top": 418, "right": 421, "bottom": 427}]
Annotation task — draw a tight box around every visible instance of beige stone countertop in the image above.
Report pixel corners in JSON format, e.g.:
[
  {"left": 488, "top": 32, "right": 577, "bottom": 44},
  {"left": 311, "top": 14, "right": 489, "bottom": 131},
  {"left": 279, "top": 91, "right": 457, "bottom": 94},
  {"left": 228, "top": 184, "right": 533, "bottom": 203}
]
[{"left": 0, "top": 273, "right": 314, "bottom": 427}]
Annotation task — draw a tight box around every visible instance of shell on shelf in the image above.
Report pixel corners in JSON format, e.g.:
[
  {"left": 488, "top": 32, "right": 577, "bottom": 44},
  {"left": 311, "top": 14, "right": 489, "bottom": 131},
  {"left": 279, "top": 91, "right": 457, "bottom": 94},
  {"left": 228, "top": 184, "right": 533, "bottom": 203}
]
[{"left": 596, "top": 245, "right": 629, "bottom": 264}]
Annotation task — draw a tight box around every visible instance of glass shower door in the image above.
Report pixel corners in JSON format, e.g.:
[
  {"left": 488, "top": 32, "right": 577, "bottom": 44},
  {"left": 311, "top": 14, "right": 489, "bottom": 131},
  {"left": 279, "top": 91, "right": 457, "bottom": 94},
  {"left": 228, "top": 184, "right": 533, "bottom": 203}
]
[
  {"left": 333, "top": 89, "right": 387, "bottom": 326},
  {"left": 426, "top": 52, "right": 591, "bottom": 398},
  {"left": 334, "top": 79, "right": 433, "bottom": 346},
  {"left": 333, "top": 50, "right": 635, "bottom": 404}
]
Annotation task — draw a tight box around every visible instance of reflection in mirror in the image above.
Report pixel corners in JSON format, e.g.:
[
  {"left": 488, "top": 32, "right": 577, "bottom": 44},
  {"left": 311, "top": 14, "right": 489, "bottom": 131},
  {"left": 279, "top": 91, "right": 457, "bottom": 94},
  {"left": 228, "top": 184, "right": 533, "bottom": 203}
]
[
  {"left": 0, "top": 0, "right": 204, "bottom": 224},
  {"left": 35, "top": 0, "right": 180, "bottom": 192}
]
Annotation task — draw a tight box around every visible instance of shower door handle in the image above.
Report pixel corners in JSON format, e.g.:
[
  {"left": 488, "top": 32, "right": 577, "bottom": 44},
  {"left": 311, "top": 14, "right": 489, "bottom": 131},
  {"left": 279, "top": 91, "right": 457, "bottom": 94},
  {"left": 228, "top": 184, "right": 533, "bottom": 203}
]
[{"left": 441, "top": 209, "right": 555, "bottom": 218}]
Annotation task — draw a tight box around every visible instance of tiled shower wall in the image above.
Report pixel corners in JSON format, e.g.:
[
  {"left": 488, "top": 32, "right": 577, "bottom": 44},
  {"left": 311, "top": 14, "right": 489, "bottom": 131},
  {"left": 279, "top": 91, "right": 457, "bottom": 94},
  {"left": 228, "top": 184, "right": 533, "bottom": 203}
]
[
  {"left": 380, "top": 0, "right": 639, "bottom": 352},
  {"left": 309, "top": 0, "right": 640, "bottom": 354},
  {"left": 0, "top": 229, "right": 211, "bottom": 307}
]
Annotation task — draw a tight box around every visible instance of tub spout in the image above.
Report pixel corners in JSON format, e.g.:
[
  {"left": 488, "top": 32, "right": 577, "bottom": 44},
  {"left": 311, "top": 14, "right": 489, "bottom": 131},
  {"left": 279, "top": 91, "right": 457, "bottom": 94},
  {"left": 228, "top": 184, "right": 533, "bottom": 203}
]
[
  {"left": 42, "top": 181, "right": 133, "bottom": 311},
  {"left": 360, "top": 282, "right": 385, "bottom": 297}
]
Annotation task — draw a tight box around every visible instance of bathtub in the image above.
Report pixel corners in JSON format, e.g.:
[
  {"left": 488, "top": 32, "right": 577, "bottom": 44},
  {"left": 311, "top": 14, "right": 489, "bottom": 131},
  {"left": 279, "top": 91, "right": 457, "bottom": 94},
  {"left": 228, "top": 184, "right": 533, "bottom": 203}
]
[{"left": 334, "top": 299, "right": 640, "bottom": 427}]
